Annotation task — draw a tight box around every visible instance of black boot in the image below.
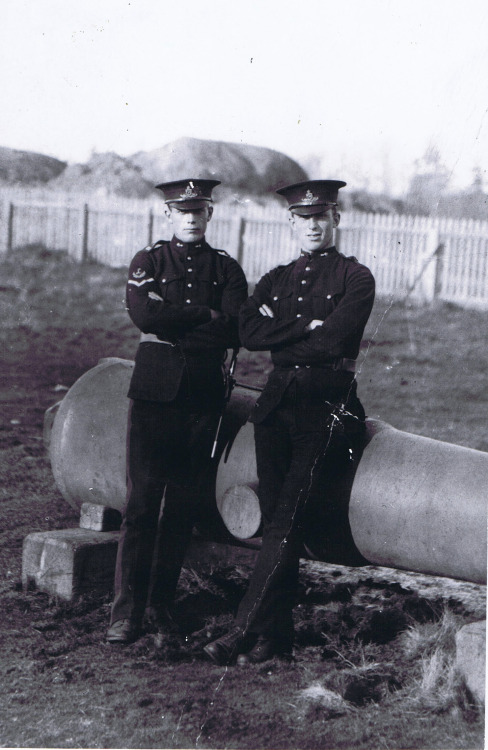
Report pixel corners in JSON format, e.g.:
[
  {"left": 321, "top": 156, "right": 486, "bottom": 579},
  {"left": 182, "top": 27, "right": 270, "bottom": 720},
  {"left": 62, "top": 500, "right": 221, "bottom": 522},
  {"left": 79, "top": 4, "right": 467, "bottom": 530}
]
[{"left": 204, "top": 627, "right": 247, "bottom": 666}]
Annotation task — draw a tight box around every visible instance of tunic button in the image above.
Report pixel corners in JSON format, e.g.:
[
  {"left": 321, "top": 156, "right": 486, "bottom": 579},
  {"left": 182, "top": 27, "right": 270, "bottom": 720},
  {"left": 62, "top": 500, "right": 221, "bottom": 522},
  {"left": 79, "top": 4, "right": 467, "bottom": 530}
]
[
  {"left": 301, "top": 280, "right": 306, "bottom": 285},
  {"left": 186, "top": 299, "right": 191, "bottom": 304},
  {"left": 161, "top": 278, "right": 166, "bottom": 283},
  {"left": 326, "top": 294, "right": 332, "bottom": 299},
  {"left": 273, "top": 296, "right": 278, "bottom": 301},
  {"left": 298, "top": 296, "right": 303, "bottom": 302},
  {"left": 187, "top": 283, "right": 192, "bottom": 288},
  {"left": 188, "top": 268, "right": 193, "bottom": 272},
  {"left": 187, "top": 256, "right": 192, "bottom": 261},
  {"left": 296, "top": 313, "right": 302, "bottom": 318},
  {"left": 305, "top": 266, "right": 311, "bottom": 271},
  {"left": 295, "top": 365, "right": 300, "bottom": 369}
]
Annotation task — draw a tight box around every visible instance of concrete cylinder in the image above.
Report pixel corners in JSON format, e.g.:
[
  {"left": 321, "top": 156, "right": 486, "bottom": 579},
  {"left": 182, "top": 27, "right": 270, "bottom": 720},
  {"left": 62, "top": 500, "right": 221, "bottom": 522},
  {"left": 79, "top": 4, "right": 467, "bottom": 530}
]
[
  {"left": 47, "top": 360, "right": 487, "bottom": 584},
  {"left": 215, "top": 418, "right": 488, "bottom": 584},
  {"left": 349, "top": 420, "right": 487, "bottom": 584},
  {"left": 49, "top": 358, "right": 133, "bottom": 511}
]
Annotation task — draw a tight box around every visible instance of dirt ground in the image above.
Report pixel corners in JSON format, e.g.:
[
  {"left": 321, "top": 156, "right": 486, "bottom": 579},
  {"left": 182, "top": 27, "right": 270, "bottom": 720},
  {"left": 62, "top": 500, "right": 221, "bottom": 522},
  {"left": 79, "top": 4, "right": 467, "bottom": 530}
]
[{"left": 0, "top": 246, "right": 486, "bottom": 749}]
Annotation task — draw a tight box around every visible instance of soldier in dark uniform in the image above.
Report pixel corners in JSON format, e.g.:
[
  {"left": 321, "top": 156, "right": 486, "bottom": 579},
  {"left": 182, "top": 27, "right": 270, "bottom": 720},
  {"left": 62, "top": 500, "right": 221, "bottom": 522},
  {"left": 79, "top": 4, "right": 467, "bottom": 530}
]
[
  {"left": 107, "top": 178, "right": 248, "bottom": 644},
  {"left": 204, "top": 180, "right": 375, "bottom": 665}
]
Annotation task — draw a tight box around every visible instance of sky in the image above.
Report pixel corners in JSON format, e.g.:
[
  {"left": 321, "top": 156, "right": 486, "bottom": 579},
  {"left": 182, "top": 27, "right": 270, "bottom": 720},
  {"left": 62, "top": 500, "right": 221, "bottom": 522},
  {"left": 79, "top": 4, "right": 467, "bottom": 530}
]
[{"left": 1, "top": 0, "right": 488, "bottom": 195}]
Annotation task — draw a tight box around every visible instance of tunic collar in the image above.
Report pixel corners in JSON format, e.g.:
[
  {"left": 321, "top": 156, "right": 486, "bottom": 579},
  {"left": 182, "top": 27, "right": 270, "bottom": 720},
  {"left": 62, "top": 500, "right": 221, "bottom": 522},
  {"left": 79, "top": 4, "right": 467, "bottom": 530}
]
[
  {"left": 170, "top": 235, "right": 207, "bottom": 254},
  {"left": 300, "top": 245, "right": 337, "bottom": 259}
]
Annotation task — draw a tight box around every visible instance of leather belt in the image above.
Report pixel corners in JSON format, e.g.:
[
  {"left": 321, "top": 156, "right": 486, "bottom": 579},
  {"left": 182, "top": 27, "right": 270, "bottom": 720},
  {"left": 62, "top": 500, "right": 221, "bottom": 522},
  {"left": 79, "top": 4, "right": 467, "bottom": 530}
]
[
  {"left": 139, "top": 332, "right": 176, "bottom": 346},
  {"left": 290, "top": 358, "right": 356, "bottom": 373}
]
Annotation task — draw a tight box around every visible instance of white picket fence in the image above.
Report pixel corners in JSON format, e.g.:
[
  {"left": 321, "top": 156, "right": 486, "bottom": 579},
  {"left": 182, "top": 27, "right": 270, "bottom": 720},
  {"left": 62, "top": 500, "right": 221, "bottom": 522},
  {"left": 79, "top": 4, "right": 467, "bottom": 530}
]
[{"left": 1, "top": 187, "right": 488, "bottom": 307}]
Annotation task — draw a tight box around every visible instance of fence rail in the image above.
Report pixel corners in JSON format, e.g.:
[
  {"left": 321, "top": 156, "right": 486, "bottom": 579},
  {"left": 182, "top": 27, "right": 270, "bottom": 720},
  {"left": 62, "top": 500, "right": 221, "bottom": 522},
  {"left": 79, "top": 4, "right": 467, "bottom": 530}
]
[{"left": 1, "top": 188, "right": 488, "bottom": 307}]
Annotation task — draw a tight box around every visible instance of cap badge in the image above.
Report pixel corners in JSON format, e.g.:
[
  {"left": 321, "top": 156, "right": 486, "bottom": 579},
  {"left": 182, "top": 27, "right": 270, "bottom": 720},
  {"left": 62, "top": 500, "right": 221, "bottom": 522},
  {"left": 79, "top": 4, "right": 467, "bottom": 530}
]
[
  {"left": 181, "top": 181, "right": 202, "bottom": 199},
  {"left": 133, "top": 268, "right": 146, "bottom": 279},
  {"left": 302, "top": 189, "right": 319, "bottom": 205}
]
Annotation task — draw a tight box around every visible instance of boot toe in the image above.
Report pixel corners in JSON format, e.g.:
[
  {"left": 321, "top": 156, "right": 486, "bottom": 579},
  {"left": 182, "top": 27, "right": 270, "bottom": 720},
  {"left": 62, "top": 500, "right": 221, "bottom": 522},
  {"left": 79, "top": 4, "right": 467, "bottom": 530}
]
[
  {"left": 203, "top": 627, "right": 245, "bottom": 666},
  {"left": 106, "top": 619, "right": 140, "bottom": 645}
]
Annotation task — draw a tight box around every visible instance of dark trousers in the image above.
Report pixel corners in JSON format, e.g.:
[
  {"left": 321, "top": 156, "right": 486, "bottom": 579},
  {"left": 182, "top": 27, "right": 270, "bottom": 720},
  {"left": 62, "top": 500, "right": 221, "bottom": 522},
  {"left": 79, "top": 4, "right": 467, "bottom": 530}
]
[
  {"left": 235, "top": 386, "right": 365, "bottom": 644},
  {"left": 111, "top": 399, "right": 219, "bottom": 627}
]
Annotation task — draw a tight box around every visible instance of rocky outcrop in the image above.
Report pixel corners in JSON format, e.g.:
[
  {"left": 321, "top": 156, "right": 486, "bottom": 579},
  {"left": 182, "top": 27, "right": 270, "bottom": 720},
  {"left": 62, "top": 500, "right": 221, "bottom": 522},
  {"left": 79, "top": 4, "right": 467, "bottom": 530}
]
[
  {"left": 0, "top": 138, "right": 308, "bottom": 198},
  {"left": 47, "top": 152, "right": 153, "bottom": 198},
  {"left": 131, "top": 137, "right": 308, "bottom": 195},
  {"left": 0, "top": 146, "right": 66, "bottom": 184}
]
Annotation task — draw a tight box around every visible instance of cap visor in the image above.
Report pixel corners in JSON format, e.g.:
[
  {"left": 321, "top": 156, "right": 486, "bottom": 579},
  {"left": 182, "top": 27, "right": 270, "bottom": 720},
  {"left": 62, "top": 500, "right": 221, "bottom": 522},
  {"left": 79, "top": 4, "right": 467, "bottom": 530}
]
[
  {"left": 290, "top": 204, "right": 332, "bottom": 216},
  {"left": 166, "top": 199, "right": 211, "bottom": 209}
]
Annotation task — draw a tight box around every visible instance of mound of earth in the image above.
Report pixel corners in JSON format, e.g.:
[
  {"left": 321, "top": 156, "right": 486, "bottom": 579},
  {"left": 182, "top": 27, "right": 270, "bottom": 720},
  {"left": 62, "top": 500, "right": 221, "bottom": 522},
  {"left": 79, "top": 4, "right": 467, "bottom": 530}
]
[
  {"left": 130, "top": 136, "right": 308, "bottom": 194},
  {"left": 47, "top": 151, "right": 153, "bottom": 198},
  {"left": 0, "top": 146, "right": 66, "bottom": 185}
]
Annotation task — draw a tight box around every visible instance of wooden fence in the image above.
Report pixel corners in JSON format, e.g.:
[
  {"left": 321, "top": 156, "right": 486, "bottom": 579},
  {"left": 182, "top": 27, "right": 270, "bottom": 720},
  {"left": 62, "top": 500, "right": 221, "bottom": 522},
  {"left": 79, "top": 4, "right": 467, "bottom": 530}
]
[{"left": 1, "top": 188, "right": 488, "bottom": 307}]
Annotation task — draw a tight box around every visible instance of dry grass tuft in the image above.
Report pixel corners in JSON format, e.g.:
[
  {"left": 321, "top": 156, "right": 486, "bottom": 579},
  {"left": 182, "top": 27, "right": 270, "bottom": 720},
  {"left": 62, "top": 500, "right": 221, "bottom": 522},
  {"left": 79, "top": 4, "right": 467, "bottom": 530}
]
[
  {"left": 398, "top": 609, "right": 471, "bottom": 714},
  {"left": 297, "top": 682, "right": 350, "bottom": 719}
]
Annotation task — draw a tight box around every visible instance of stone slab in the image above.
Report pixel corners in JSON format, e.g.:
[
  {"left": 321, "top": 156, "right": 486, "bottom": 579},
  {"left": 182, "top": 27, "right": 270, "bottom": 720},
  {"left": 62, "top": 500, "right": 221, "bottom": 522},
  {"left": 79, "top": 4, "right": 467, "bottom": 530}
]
[
  {"left": 79, "top": 502, "right": 122, "bottom": 532},
  {"left": 22, "top": 528, "right": 120, "bottom": 600},
  {"left": 22, "top": 528, "right": 259, "bottom": 601},
  {"left": 455, "top": 620, "right": 486, "bottom": 705}
]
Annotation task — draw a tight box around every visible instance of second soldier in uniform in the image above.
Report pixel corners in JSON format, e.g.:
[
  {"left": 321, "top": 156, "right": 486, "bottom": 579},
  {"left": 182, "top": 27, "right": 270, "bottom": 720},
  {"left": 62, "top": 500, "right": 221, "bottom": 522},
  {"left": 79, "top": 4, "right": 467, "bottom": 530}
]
[
  {"left": 205, "top": 180, "right": 375, "bottom": 666},
  {"left": 107, "top": 179, "right": 248, "bottom": 645}
]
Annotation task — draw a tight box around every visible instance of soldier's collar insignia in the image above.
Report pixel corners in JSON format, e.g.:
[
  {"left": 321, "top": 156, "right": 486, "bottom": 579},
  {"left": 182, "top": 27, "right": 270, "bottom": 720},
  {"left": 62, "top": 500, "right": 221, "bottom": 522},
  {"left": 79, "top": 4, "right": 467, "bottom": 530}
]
[
  {"left": 180, "top": 181, "right": 202, "bottom": 199},
  {"left": 302, "top": 189, "right": 319, "bottom": 205},
  {"left": 133, "top": 268, "right": 146, "bottom": 279}
]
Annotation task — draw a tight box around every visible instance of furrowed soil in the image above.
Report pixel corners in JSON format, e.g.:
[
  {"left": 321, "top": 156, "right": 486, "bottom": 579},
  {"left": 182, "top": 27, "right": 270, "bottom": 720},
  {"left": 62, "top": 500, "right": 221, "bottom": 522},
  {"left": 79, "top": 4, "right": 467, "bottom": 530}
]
[{"left": 0, "top": 246, "right": 486, "bottom": 750}]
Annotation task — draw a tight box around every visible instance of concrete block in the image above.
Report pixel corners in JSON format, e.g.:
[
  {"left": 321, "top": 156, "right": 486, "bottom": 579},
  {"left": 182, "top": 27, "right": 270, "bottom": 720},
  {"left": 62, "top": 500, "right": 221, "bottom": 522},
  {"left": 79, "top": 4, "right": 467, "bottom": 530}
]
[
  {"left": 79, "top": 502, "right": 122, "bottom": 531},
  {"left": 22, "top": 528, "right": 259, "bottom": 601},
  {"left": 22, "top": 528, "right": 120, "bottom": 600},
  {"left": 455, "top": 620, "right": 486, "bottom": 705}
]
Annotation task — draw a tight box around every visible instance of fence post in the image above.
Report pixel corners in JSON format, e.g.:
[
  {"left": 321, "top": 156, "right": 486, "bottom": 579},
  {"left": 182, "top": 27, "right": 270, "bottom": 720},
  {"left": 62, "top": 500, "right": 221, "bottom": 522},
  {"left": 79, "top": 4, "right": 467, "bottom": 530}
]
[
  {"left": 148, "top": 208, "right": 154, "bottom": 246},
  {"left": 7, "top": 202, "right": 14, "bottom": 254},
  {"left": 81, "top": 203, "right": 89, "bottom": 263},
  {"left": 414, "top": 225, "right": 440, "bottom": 304},
  {"left": 433, "top": 243, "right": 445, "bottom": 300},
  {"left": 335, "top": 225, "right": 341, "bottom": 253},
  {"left": 234, "top": 216, "right": 246, "bottom": 266}
]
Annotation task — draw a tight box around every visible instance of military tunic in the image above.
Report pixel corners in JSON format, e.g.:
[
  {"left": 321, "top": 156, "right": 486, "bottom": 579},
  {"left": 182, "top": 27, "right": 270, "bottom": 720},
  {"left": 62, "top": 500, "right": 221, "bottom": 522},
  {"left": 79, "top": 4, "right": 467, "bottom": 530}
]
[
  {"left": 127, "top": 235, "right": 247, "bottom": 404},
  {"left": 234, "top": 246, "right": 375, "bottom": 643},
  {"left": 111, "top": 235, "right": 248, "bottom": 628}
]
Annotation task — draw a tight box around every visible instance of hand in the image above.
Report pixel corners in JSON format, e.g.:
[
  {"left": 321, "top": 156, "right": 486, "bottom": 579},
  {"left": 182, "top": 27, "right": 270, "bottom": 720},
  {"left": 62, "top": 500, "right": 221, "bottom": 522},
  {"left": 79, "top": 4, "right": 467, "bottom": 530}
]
[
  {"left": 210, "top": 309, "right": 222, "bottom": 320},
  {"left": 305, "top": 319, "right": 324, "bottom": 331},
  {"left": 148, "top": 291, "right": 164, "bottom": 302},
  {"left": 259, "top": 304, "right": 274, "bottom": 318}
]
